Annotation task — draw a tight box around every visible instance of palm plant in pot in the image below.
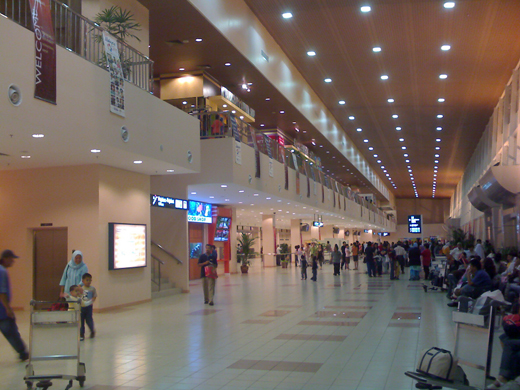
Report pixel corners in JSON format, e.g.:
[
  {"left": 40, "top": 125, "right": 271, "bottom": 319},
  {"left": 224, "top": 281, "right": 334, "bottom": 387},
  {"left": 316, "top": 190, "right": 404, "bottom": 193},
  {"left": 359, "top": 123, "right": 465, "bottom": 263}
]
[
  {"left": 280, "top": 243, "right": 290, "bottom": 268},
  {"left": 237, "top": 233, "right": 255, "bottom": 274}
]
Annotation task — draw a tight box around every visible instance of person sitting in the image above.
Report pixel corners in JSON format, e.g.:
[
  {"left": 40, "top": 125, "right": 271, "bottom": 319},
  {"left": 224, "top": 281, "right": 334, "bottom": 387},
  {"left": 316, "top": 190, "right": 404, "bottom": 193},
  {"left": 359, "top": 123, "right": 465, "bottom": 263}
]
[{"left": 448, "top": 258, "right": 492, "bottom": 307}]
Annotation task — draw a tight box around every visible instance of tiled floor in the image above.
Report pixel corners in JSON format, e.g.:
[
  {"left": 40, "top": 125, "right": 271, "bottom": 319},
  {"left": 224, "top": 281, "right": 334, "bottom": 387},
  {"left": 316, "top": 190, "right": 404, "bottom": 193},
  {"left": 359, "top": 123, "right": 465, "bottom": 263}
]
[{"left": 0, "top": 262, "right": 502, "bottom": 389}]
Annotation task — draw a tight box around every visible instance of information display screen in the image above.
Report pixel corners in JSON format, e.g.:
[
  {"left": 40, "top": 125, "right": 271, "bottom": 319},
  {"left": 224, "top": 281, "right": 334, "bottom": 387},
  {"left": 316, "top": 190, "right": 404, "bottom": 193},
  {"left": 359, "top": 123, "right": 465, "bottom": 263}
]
[
  {"left": 109, "top": 223, "right": 147, "bottom": 270},
  {"left": 214, "top": 216, "right": 231, "bottom": 242},
  {"left": 312, "top": 221, "right": 324, "bottom": 227},
  {"left": 187, "top": 201, "right": 212, "bottom": 223},
  {"left": 150, "top": 194, "right": 187, "bottom": 210},
  {"left": 408, "top": 215, "right": 422, "bottom": 234}
]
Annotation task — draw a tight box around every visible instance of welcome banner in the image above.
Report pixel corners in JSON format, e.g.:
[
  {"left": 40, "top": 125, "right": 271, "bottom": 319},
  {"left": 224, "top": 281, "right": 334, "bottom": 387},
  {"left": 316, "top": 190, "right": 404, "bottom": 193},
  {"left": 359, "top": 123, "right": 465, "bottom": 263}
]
[
  {"left": 29, "top": 0, "right": 56, "bottom": 104},
  {"left": 103, "top": 32, "right": 125, "bottom": 117}
]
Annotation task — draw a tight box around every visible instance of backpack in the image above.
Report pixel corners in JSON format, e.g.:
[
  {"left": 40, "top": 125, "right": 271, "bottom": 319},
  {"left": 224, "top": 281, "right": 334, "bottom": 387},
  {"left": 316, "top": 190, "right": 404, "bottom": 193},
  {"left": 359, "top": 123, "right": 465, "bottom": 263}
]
[{"left": 417, "top": 347, "right": 458, "bottom": 381}]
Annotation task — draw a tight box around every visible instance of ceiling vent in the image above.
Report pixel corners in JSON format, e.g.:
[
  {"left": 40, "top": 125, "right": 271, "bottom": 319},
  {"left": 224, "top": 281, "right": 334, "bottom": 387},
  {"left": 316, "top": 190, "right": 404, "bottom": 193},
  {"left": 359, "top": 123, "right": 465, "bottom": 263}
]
[{"left": 165, "top": 39, "right": 189, "bottom": 45}]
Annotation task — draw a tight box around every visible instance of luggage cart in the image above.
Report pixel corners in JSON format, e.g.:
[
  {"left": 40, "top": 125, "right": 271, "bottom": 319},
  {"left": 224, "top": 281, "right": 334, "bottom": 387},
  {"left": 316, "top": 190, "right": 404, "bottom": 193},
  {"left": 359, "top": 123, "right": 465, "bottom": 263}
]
[
  {"left": 405, "top": 307, "right": 497, "bottom": 390},
  {"left": 24, "top": 300, "right": 86, "bottom": 390}
]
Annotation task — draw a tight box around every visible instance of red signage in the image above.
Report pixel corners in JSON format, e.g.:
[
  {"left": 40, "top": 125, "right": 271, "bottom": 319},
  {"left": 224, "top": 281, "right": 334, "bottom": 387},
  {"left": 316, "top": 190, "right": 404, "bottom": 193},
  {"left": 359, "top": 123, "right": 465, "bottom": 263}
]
[{"left": 29, "top": 0, "right": 57, "bottom": 104}]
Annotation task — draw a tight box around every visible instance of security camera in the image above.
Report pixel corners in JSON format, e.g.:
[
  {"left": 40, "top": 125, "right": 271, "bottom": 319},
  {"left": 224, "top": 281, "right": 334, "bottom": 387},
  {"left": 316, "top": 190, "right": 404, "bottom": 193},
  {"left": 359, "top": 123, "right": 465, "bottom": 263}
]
[{"left": 8, "top": 85, "right": 22, "bottom": 106}]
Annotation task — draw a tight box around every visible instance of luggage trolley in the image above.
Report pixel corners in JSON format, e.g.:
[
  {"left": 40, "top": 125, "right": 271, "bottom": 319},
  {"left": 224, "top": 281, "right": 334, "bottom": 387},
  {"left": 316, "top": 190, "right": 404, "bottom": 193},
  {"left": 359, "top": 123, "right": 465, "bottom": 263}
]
[
  {"left": 405, "top": 307, "right": 497, "bottom": 390},
  {"left": 24, "top": 300, "right": 86, "bottom": 390}
]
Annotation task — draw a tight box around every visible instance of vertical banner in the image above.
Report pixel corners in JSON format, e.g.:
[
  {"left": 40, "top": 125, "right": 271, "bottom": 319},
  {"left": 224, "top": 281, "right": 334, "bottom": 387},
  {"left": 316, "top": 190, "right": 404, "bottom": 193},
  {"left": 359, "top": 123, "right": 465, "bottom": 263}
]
[
  {"left": 319, "top": 171, "right": 325, "bottom": 203},
  {"left": 292, "top": 153, "right": 300, "bottom": 195},
  {"left": 263, "top": 134, "right": 274, "bottom": 177},
  {"left": 29, "top": 0, "right": 56, "bottom": 104},
  {"left": 304, "top": 160, "right": 311, "bottom": 198},
  {"left": 102, "top": 32, "right": 125, "bottom": 117},
  {"left": 250, "top": 128, "right": 261, "bottom": 178},
  {"left": 230, "top": 114, "right": 241, "bottom": 165},
  {"left": 280, "top": 144, "right": 289, "bottom": 190}
]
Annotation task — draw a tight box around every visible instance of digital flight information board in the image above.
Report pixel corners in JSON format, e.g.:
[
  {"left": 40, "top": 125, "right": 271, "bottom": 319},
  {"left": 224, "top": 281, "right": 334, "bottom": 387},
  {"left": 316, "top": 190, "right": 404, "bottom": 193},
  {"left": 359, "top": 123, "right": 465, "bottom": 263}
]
[{"left": 408, "top": 215, "right": 422, "bottom": 234}]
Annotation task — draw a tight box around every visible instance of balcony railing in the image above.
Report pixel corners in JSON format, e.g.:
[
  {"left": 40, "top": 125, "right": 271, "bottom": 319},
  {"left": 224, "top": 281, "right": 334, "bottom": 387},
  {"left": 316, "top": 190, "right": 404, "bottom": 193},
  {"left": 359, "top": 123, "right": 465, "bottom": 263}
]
[
  {"left": 192, "top": 110, "right": 396, "bottom": 226},
  {"left": 1, "top": 0, "right": 154, "bottom": 93}
]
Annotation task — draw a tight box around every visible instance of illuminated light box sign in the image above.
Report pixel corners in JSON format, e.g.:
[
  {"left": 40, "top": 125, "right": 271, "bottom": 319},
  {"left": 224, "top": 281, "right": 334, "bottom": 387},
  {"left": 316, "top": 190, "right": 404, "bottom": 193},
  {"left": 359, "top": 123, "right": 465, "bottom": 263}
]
[
  {"left": 312, "top": 221, "right": 324, "bottom": 227},
  {"left": 150, "top": 194, "right": 187, "bottom": 210},
  {"left": 187, "top": 201, "right": 212, "bottom": 224},
  {"left": 378, "top": 232, "right": 390, "bottom": 237},
  {"left": 408, "top": 215, "right": 422, "bottom": 234},
  {"left": 109, "top": 223, "right": 147, "bottom": 270}
]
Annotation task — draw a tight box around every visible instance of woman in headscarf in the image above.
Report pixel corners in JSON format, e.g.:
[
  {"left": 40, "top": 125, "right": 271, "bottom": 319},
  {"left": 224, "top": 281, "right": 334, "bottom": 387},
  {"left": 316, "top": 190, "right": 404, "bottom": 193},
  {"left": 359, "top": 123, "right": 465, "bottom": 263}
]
[{"left": 59, "top": 250, "right": 88, "bottom": 297}]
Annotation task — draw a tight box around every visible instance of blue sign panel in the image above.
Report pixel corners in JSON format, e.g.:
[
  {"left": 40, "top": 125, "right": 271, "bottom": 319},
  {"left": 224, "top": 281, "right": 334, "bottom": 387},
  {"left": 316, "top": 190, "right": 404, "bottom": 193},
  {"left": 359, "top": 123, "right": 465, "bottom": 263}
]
[{"left": 408, "top": 215, "right": 422, "bottom": 234}]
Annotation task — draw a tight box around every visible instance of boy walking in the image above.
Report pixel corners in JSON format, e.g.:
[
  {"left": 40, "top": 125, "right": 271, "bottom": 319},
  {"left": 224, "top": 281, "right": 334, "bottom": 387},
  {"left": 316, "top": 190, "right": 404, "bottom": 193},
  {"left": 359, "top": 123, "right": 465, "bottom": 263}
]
[
  {"left": 300, "top": 256, "right": 308, "bottom": 280},
  {"left": 81, "top": 273, "right": 97, "bottom": 340}
]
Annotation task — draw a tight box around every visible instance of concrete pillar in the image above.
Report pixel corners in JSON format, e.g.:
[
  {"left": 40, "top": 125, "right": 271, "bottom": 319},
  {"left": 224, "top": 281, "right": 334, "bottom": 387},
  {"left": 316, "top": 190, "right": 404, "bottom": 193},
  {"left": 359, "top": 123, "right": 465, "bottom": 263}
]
[
  {"left": 338, "top": 228, "right": 345, "bottom": 241},
  {"left": 290, "top": 219, "right": 302, "bottom": 251},
  {"left": 262, "top": 214, "right": 276, "bottom": 267},
  {"left": 229, "top": 207, "right": 238, "bottom": 274},
  {"left": 310, "top": 225, "right": 320, "bottom": 241},
  {"left": 321, "top": 225, "right": 333, "bottom": 241}
]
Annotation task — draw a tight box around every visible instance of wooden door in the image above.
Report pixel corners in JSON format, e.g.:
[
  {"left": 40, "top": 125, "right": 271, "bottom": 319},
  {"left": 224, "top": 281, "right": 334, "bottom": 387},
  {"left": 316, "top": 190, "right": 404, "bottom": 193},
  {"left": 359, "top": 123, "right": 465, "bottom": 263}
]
[{"left": 33, "top": 228, "right": 68, "bottom": 301}]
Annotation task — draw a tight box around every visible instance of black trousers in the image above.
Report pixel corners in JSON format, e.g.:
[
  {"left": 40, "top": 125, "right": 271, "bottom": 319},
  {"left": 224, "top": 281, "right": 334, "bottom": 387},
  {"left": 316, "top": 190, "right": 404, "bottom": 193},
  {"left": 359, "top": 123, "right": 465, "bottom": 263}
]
[
  {"left": 301, "top": 268, "right": 307, "bottom": 279},
  {"left": 333, "top": 263, "right": 340, "bottom": 275},
  {"left": 311, "top": 269, "right": 317, "bottom": 281}
]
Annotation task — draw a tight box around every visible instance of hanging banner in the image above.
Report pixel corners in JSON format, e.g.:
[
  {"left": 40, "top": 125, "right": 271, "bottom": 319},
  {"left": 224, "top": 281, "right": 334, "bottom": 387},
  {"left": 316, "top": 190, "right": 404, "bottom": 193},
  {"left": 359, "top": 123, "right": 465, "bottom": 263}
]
[
  {"left": 319, "top": 171, "right": 326, "bottom": 203},
  {"left": 28, "top": 0, "right": 56, "bottom": 104},
  {"left": 230, "top": 114, "right": 241, "bottom": 165},
  {"left": 102, "top": 31, "right": 125, "bottom": 117},
  {"left": 304, "top": 160, "right": 311, "bottom": 198},
  {"left": 263, "top": 134, "right": 274, "bottom": 177},
  {"left": 292, "top": 153, "right": 300, "bottom": 195},
  {"left": 250, "top": 128, "right": 261, "bottom": 178},
  {"left": 279, "top": 144, "right": 289, "bottom": 190}
]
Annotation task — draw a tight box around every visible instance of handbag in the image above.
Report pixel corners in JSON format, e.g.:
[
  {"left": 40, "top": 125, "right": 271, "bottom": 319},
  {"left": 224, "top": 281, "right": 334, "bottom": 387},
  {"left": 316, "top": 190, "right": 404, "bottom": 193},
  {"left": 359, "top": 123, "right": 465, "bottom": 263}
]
[{"left": 205, "top": 265, "right": 218, "bottom": 279}]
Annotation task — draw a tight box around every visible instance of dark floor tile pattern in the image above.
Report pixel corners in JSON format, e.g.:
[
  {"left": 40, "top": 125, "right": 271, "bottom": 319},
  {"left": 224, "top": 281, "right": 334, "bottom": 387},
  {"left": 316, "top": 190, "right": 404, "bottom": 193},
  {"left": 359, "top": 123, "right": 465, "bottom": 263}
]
[
  {"left": 298, "top": 320, "right": 359, "bottom": 326},
  {"left": 315, "top": 311, "right": 368, "bottom": 319},
  {"left": 274, "top": 334, "right": 347, "bottom": 342},
  {"left": 228, "top": 359, "right": 323, "bottom": 373},
  {"left": 392, "top": 312, "right": 422, "bottom": 320},
  {"left": 242, "top": 319, "right": 274, "bottom": 324},
  {"left": 260, "top": 310, "right": 291, "bottom": 317},
  {"left": 188, "top": 309, "right": 220, "bottom": 315}
]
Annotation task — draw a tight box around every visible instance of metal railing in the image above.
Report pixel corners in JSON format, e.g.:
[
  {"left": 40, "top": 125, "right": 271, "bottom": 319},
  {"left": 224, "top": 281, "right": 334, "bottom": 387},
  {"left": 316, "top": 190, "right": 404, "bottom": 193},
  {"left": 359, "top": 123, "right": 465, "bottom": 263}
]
[
  {"left": 0, "top": 0, "right": 154, "bottom": 92},
  {"left": 151, "top": 254, "right": 164, "bottom": 291},
  {"left": 191, "top": 110, "right": 397, "bottom": 226},
  {"left": 151, "top": 240, "right": 183, "bottom": 265}
]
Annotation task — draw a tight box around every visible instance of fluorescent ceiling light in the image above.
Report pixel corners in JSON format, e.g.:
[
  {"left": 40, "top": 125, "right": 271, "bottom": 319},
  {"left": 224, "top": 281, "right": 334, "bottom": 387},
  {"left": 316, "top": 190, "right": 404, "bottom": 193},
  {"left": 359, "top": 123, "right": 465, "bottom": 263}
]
[
  {"left": 381, "top": 75, "right": 389, "bottom": 80},
  {"left": 387, "top": 98, "right": 394, "bottom": 103},
  {"left": 307, "top": 51, "right": 316, "bottom": 56},
  {"left": 324, "top": 78, "right": 332, "bottom": 83},
  {"left": 282, "top": 12, "right": 293, "bottom": 19},
  {"left": 361, "top": 6, "right": 371, "bottom": 12},
  {"left": 339, "top": 100, "right": 346, "bottom": 105},
  {"left": 441, "top": 45, "right": 451, "bottom": 51},
  {"left": 438, "top": 98, "right": 446, "bottom": 102},
  {"left": 439, "top": 74, "right": 448, "bottom": 79},
  {"left": 373, "top": 47, "right": 382, "bottom": 52},
  {"left": 444, "top": 2, "right": 455, "bottom": 9}
]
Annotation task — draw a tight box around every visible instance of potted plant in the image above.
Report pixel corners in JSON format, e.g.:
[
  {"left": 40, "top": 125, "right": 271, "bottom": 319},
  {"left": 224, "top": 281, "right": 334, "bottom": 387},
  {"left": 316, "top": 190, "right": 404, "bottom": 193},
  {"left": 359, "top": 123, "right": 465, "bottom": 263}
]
[
  {"left": 280, "top": 243, "right": 290, "bottom": 268},
  {"left": 237, "top": 233, "right": 255, "bottom": 274},
  {"left": 93, "top": 6, "right": 142, "bottom": 79}
]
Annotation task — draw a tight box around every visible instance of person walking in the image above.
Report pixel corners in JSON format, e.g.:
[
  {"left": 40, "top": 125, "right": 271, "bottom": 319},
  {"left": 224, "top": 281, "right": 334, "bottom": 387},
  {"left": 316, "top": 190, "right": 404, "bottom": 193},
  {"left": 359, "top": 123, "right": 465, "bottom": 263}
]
[
  {"left": 332, "top": 244, "right": 342, "bottom": 276},
  {"left": 311, "top": 255, "right": 318, "bottom": 281},
  {"left": 317, "top": 244, "right": 324, "bottom": 269},
  {"left": 341, "top": 242, "right": 347, "bottom": 270},
  {"left": 59, "top": 250, "right": 88, "bottom": 298},
  {"left": 0, "top": 250, "right": 29, "bottom": 361},
  {"left": 365, "top": 242, "right": 376, "bottom": 277},
  {"left": 421, "top": 243, "right": 432, "bottom": 280},
  {"left": 345, "top": 243, "right": 351, "bottom": 270},
  {"left": 408, "top": 243, "right": 422, "bottom": 280},
  {"left": 198, "top": 244, "right": 218, "bottom": 305},
  {"left": 352, "top": 243, "right": 359, "bottom": 270}
]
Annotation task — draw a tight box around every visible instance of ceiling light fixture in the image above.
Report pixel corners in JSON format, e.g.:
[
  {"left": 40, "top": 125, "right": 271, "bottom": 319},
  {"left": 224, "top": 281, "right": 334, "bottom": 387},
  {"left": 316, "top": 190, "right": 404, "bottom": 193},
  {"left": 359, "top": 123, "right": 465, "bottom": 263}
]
[
  {"left": 90, "top": 149, "right": 101, "bottom": 153},
  {"left": 356, "top": 128, "right": 363, "bottom": 132},
  {"left": 282, "top": 12, "right": 293, "bottom": 19},
  {"left": 437, "top": 114, "right": 444, "bottom": 118},
  {"left": 349, "top": 116, "right": 355, "bottom": 120},
  {"left": 324, "top": 78, "right": 332, "bottom": 83},
  {"left": 179, "top": 68, "right": 185, "bottom": 71},
  {"left": 32, "top": 134, "right": 44, "bottom": 138},
  {"left": 441, "top": 45, "right": 451, "bottom": 51},
  {"left": 339, "top": 100, "right": 346, "bottom": 105},
  {"left": 307, "top": 51, "right": 316, "bottom": 56},
  {"left": 373, "top": 46, "right": 382, "bottom": 52},
  {"left": 381, "top": 75, "right": 389, "bottom": 80},
  {"left": 444, "top": 2, "right": 455, "bottom": 9},
  {"left": 392, "top": 114, "right": 398, "bottom": 119},
  {"left": 438, "top": 98, "right": 446, "bottom": 103},
  {"left": 225, "top": 63, "right": 231, "bottom": 66},
  {"left": 396, "top": 127, "right": 402, "bottom": 131},
  {"left": 363, "top": 139, "right": 369, "bottom": 143},
  {"left": 436, "top": 127, "right": 442, "bottom": 131},
  {"left": 195, "top": 38, "right": 203, "bottom": 42},
  {"left": 399, "top": 138, "right": 404, "bottom": 142},
  {"left": 439, "top": 74, "right": 448, "bottom": 79},
  {"left": 361, "top": 5, "right": 371, "bottom": 12},
  {"left": 133, "top": 160, "right": 143, "bottom": 164},
  {"left": 221, "top": 184, "right": 228, "bottom": 188},
  {"left": 167, "top": 169, "right": 175, "bottom": 173},
  {"left": 388, "top": 98, "right": 395, "bottom": 103}
]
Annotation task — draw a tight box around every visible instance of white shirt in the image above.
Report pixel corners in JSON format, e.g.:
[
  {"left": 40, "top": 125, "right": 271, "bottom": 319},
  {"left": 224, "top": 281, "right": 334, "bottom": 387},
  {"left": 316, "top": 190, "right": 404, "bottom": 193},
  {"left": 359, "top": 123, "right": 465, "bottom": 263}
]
[
  {"left": 450, "top": 248, "right": 463, "bottom": 260},
  {"left": 475, "top": 244, "right": 485, "bottom": 259},
  {"left": 395, "top": 245, "right": 406, "bottom": 257}
]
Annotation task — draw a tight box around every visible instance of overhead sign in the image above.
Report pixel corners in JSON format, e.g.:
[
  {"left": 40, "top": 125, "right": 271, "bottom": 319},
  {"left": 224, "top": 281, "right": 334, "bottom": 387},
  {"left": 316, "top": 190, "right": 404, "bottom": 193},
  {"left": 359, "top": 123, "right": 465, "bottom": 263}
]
[
  {"left": 312, "top": 221, "right": 324, "bottom": 227},
  {"left": 378, "top": 232, "right": 390, "bottom": 237},
  {"left": 150, "top": 194, "right": 188, "bottom": 210},
  {"left": 408, "top": 215, "right": 422, "bottom": 234}
]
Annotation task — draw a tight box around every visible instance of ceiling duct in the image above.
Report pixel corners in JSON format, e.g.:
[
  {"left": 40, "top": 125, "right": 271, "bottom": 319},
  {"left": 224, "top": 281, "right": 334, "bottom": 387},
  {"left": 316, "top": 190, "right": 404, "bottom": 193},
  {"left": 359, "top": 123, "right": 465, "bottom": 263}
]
[
  {"left": 467, "top": 185, "right": 500, "bottom": 212},
  {"left": 478, "top": 165, "right": 519, "bottom": 207}
]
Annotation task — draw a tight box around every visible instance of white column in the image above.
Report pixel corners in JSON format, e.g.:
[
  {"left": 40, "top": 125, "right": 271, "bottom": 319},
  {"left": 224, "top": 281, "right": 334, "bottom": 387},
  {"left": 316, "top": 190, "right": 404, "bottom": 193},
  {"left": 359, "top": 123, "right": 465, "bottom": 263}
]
[
  {"left": 262, "top": 214, "right": 276, "bottom": 267},
  {"left": 290, "top": 219, "right": 302, "bottom": 251}
]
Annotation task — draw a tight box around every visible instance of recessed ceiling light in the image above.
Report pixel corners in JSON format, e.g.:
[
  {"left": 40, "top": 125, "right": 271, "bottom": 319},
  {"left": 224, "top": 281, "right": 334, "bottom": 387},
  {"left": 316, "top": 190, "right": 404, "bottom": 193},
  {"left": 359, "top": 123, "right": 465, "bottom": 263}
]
[
  {"left": 392, "top": 114, "right": 398, "bottom": 119},
  {"left": 435, "top": 160, "right": 439, "bottom": 163},
  {"left": 179, "top": 68, "right": 185, "bottom": 71},
  {"left": 182, "top": 101, "right": 187, "bottom": 105},
  {"left": 239, "top": 190, "right": 244, "bottom": 193},
  {"left": 167, "top": 169, "right": 175, "bottom": 173},
  {"left": 399, "top": 138, "right": 404, "bottom": 142},
  {"left": 435, "top": 146, "right": 441, "bottom": 150},
  {"left": 373, "top": 154, "right": 378, "bottom": 157},
  {"left": 324, "top": 78, "right": 332, "bottom": 83},
  {"left": 436, "top": 138, "right": 441, "bottom": 142},
  {"left": 434, "top": 170, "right": 438, "bottom": 173},
  {"left": 402, "top": 146, "right": 407, "bottom": 150},
  {"left": 387, "top": 98, "right": 395, "bottom": 103},
  {"left": 90, "top": 149, "right": 101, "bottom": 153},
  {"left": 221, "top": 184, "right": 228, "bottom": 188},
  {"left": 32, "top": 134, "right": 44, "bottom": 138},
  {"left": 282, "top": 12, "right": 293, "bottom": 19},
  {"left": 356, "top": 128, "right": 363, "bottom": 132},
  {"left": 133, "top": 160, "right": 143, "bottom": 164},
  {"left": 225, "top": 62, "right": 231, "bottom": 66},
  {"left": 368, "top": 147, "right": 374, "bottom": 150},
  {"left": 191, "top": 192, "right": 197, "bottom": 195},
  {"left": 437, "top": 114, "right": 444, "bottom": 118},
  {"left": 444, "top": 2, "right": 455, "bottom": 9},
  {"left": 377, "top": 160, "right": 382, "bottom": 163},
  {"left": 280, "top": 110, "right": 285, "bottom": 114},
  {"left": 405, "top": 159, "right": 410, "bottom": 163},
  {"left": 361, "top": 5, "right": 371, "bottom": 12},
  {"left": 435, "top": 154, "right": 440, "bottom": 158},
  {"left": 373, "top": 46, "right": 382, "bottom": 53},
  {"left": 363, "top": 139, "right": 369, "bottom": 143},
  {"left": 195, "top": 38, "right": 203, "bottom": 42},
  {"left": 232, "top": 110, "right": 236, "bottom": 113},
  {"left": 21, "top": 155, "right": 31, "bottom": 159},
  {"left": 339, "top": 100, "right": 346, "bottom": 105},
  {"left": 265, "top": 97, "right": 271, "bottom": 101},
  {"left": 436, "top": 127, "right": 442, "bottom": 131},
  {"left": 439, "top": 74, "right": 448, "bottom": 79},
  {"left": 209, "top": 196, "right": 215, "bottom": 199},
  {"left": 348, "top": 116, "right": 355, "bottom": 120},
  {"left": 307, "top": 51, "right": 316, "bottom": 56},
  {"left": 381, "top": 75, "right": 389, "bottom": 80},
  {"left": 396, "top": 127, "right": 402, "bottom": 131},
  {"left": 441, "top": 45, "right": 451, "bottom": 51}
]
